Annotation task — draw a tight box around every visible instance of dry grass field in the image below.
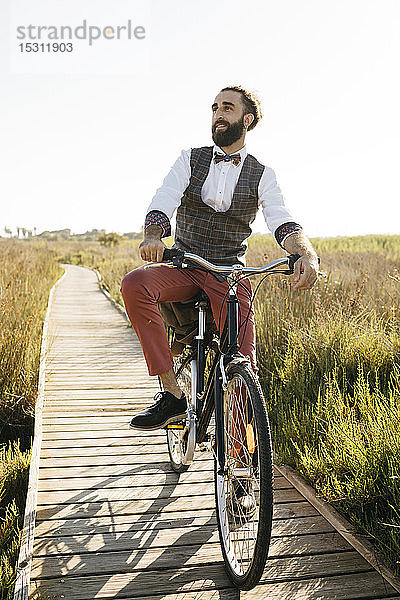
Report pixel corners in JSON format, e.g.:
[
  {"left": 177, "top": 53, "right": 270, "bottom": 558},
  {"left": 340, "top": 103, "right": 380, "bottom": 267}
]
[{"left": 0, "top": 240, "right": 62, "bottom": 597}]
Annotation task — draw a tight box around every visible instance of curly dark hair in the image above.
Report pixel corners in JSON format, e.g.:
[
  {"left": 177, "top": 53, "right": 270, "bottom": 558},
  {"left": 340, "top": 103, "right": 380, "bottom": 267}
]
[{"left": 220, "top": 86, "right": 262, "bottom": 131}]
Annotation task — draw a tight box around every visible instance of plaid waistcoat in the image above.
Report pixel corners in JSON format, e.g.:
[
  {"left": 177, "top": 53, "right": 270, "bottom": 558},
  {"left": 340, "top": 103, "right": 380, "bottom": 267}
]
[{"left": 175, "top": 146, "right": 265, "bottom": 265}]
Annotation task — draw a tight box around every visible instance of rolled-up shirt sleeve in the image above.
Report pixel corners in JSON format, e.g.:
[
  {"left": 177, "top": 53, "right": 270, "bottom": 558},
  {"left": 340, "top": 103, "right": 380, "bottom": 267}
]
[
  {"left": 258, "top": 167, "right": 303, "bottom": 248},
  {"left": 144, "top": 210, "right": 172, "bottom": 238},
  {"left": 146, "top": 149, "right": 191, "bottom": 220}
]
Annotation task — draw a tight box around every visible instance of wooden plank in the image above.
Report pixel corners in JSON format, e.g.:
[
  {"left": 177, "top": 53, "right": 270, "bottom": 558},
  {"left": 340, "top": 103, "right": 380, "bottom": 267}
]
[
  {"left": 41, "top": 428, "right": 165, "bottom": 439},
  {"left": 41, "top": 434, "right": 166, "bottom": 446},
  {"left": 37, "top": 472, "right": 291, "bottom": 492},
  {"left": 46, "top": 366, "right": 142, "bottom": 371},
  {"left": 41, "top": 447, "right": 170, "bottom": 460},
  {"left": 79, "top": 585, "right": 400, "bottom": 600},
  {"left": 41, "top": 429, "right": 167, "bottom": 440},
  {"left": 35, "top": 501, "right": 317, "bottom": 527},
  {"left": 36, "top": 498, "right": 316, "bottom": 521},
  {"left": 38, "top": 463, "right": 207, "bottom": 480},
  {"left": 42, "top": 406, "right": 152, "bottom": 414},
  {"left": 46, "top": 378, "right": 151, "bottom": 384},
  {"left": 46, "top": 370, "right": 140, "bottom": 374},
  {"left": 38, "top": 444, "right": 285, "bottom": 464},
  {"left": 39, "top": 434, "right": 216, "bottom": 447},
  {"left": 37, "top": 453, "right": 185, "bottom": 466},
  {"left": 31, "top": 536, "right": 354, "bottom": 582},
  {"left": 35, "top": 496, "right": 217, "bottom": 520},
  {"left": 32, "top": 530, "right": 351, "bottom": 564},
  {"left": 37, "top": 471, "right": 215, "bottom": 490},
  {"left": 41, "top": 421, "right": 168, "bottom": 431},
  {"left": 42, "top": 412, "right": 152, "bottom": 420},
  {"left": 43, "top": 390, "right": 163, "bottom": 399},
  {"left": 39, "top": 446, "right": 206, "bottom": 459},
  {"left": 40, "top": 440, "right": 170, "bottom": 451},
  {"left": 42, "top": 414, "right": 147, "bottom": 421},
  {"left": 33, "top": 514, "right": 331, "bottom": 538},
  {"left": 43, "top": 405, "right": 157, "bottom": 414},
  {"left": 30, "top": 554, "right": 377, "bottom": 598},
  {"left": 35, "top": 486, "right": 301, "bottom": 506},
  {"left": 46, "top": 385, "right": 155, "bottom": 392},
  {"left": 37, "top": 463, "right": 215, "bottom": 479}
]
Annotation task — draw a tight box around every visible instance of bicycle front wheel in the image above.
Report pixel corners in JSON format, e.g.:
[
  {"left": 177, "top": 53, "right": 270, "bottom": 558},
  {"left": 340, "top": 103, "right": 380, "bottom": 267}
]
[{"left": 214, "top": 361, "right": 273, "bottom": 590}]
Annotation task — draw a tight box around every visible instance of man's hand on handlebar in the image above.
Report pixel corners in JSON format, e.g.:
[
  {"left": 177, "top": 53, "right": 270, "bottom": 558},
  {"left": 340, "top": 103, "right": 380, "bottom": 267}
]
[
  {"left": 139, "top": 236, "right": 166, "bottom": 262},
  {"left": 283, "top": 231, "right": 319, "bottom": 291},
  {"left": 139, "top": 224, "right": 167, "bottom": 262},
  {"left": 291, "top": 254, "right": 319, "bottom": 290},
  {"left": 139, "top": 238, "right": 166, "bottom": 262}
]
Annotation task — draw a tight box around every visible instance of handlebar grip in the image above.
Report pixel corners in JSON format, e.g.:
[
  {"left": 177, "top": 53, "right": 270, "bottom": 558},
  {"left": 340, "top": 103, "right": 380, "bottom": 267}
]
[
  {"left": 288, "top": 253, "right": 301, "bottom": 272},
  {"left": 287, "top": 253, "right": 320, "bottom": 274},
  {"left": 162, "top": 248, "right": 184, "bottom": 262}
]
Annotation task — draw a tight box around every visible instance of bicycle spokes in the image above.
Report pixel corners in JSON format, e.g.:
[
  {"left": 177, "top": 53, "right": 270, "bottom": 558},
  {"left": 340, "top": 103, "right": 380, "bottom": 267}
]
[
  {"left": 227, "top": 378, "right": 258, "bottom": 473},
  {"left": 166, "top": 353, "right": 196, "bottom": 472}
]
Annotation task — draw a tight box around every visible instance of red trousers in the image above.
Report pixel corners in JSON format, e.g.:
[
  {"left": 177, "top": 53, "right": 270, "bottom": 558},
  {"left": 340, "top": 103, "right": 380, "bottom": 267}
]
[{"left": 120, "top": 265, "right": 256, "bottom": 377}]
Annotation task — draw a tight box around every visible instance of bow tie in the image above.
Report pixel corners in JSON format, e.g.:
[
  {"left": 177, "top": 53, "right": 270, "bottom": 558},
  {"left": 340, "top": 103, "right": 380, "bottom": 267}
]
[{"left": 214, "top": 151, "right": 241, "bottom": 166}]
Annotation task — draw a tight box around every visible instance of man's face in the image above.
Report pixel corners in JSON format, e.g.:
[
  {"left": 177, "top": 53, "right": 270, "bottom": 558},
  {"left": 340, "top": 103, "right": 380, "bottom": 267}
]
[{"left": 211, "top": 90, "right": 246, "bottom": 148}]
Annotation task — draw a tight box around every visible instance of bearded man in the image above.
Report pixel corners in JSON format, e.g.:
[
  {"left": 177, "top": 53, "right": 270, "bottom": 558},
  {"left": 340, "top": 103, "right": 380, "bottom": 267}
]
[{"left": 121, "top": 86, "right": 319, "bottom": 430}]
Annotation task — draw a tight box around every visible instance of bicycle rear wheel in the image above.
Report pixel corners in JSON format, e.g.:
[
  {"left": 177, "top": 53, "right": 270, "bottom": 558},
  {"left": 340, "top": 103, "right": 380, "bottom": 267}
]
[
  {"left": 166, "top": 353, "right": 195, "bottom": 473},
  {"left": 214, "top": 361, "right": 273, "bottom": 590}
]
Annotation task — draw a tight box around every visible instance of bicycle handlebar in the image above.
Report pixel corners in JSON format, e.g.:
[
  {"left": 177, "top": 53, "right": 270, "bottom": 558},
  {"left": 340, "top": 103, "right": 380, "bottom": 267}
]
[{"left": 161, "top": 248, "right": 302, "bottom": 275}]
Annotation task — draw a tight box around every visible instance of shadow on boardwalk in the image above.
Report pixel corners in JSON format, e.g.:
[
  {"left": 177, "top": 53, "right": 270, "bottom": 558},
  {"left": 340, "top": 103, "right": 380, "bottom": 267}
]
[{"left": 32, "top": 460, "right": 241, "bottom": 599}]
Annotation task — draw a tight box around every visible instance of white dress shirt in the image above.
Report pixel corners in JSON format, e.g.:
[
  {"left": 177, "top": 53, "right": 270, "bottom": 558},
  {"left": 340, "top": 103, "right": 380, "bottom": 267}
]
[{"left": 147, "top": 145, "right": 299, "bottom": 244}]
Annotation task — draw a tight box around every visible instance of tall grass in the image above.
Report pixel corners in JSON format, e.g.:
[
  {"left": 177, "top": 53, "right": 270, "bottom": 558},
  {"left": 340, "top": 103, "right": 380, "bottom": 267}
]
[
  {"left": 248, "top": 234, "right": 400, "bottom": 574},
  {"left": 56, "top": 234, "right": 400, "bottom": 574},
  {"left": 0, "top": 240, "right": 62, "bottom": 598}
]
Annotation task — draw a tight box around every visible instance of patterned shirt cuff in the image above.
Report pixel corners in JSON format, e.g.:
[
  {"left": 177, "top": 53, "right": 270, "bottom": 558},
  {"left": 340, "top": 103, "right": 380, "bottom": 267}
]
[
  {"left": 274, "top": 221, "right": 303, "bottom": 248},
  {"left": 144, "top": 210, "right": 171, "bottom": 238}
]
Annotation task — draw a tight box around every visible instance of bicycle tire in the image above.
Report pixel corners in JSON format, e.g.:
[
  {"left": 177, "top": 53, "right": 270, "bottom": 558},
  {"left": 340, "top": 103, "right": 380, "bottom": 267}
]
[
  {"left": 166, "top": 353, "right": 194, "bottom": 473},
  {"left": 214, "top": 361, "right": 273, "bottom": 590}
]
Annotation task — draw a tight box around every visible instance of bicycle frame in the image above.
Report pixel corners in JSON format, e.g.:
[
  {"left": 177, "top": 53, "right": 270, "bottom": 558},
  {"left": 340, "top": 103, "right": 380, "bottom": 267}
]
[{"left": 185, "top": 272, "right": 246, "bottom": 475}]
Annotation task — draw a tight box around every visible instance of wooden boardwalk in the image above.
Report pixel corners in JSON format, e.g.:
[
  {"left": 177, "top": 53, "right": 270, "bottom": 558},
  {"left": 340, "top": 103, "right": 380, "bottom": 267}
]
[{"left": 27, "top": 264, "right": 400, "bottom": 599}]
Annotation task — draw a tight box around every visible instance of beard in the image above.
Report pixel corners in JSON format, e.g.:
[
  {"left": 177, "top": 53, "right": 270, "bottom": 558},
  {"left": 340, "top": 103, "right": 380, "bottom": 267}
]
[{"left": 212, "top": 115, "right": 245, "bottom": 147}]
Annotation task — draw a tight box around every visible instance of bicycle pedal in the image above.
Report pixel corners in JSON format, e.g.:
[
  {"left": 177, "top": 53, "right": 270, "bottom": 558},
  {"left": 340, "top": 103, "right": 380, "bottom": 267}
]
[
  {"left": 198, "top": 442, "right": 211, "bottom": 452},
  {"left": 166, "top": 423, "right": 184, "bottom": 430}
]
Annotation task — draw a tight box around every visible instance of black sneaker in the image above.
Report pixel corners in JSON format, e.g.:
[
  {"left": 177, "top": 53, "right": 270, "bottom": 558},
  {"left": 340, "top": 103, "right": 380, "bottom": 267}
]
[{"left": 129, "top": 391, "right": 187, "bottom": 430}]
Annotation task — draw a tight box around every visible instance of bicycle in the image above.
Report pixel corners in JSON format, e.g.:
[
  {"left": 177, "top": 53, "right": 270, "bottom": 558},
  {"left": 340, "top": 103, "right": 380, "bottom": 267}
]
[{"left": 153, "top": 248, "right": 300, "bottom": 590}]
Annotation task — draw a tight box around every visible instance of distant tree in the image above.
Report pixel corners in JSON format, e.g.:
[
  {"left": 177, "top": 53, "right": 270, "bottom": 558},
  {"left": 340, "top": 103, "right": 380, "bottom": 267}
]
[
  {"left": 21, "top": 228, "right": 26, "bottom": 238},
  {"left": 33, "top": 227, "right": 37, "bottom": 236},
  {"left": 56, "top": 229, "right": 71, "bottom": 240},
  {"left": 35, "top": 228, "right": 70, "bottom": 240},
  {"left": 123, "top": 230, "right": 143, "bottom": 240},
  {"left": 4, "top": 227, "right": 12, "bottom": 237},
  {"left": 16, "top": 227, "right": 20, "bottom": 238},
  {"left": 98, "top": 232, "right": 124, "bottom": 247}
]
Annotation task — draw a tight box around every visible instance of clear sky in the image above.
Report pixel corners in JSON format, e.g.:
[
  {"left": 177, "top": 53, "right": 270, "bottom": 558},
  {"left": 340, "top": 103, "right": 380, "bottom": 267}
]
[{"left": 1, "top": 0, "right": 399, "bottom": 238}]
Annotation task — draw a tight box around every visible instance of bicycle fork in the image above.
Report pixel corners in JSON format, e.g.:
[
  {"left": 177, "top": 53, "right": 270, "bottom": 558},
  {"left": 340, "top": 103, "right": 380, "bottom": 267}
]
[
  {"left": 215, "top": 362, "right": 225, "bottom": 475},
  {"left": 215, "top": 284, "right": 240, "bottom": 475}
]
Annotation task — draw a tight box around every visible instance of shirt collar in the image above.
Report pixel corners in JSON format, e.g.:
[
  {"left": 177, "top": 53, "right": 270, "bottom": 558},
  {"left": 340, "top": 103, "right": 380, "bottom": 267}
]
[{"left": 213, "top": 144, "right": 247, "bottom": 166}]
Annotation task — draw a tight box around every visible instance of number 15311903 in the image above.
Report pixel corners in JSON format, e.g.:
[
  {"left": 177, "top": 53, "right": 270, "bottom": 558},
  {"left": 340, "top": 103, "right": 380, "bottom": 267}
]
[{"left": 19, "top": 43, "right": 73, "bottom": 52}]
